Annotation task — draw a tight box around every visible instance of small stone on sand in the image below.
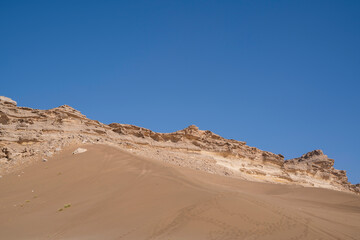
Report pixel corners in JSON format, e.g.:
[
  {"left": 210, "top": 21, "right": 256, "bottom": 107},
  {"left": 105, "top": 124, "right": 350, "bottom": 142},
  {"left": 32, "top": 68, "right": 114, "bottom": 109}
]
[{"left": 73, "top": 148, "right": 87, "bottom": 155}]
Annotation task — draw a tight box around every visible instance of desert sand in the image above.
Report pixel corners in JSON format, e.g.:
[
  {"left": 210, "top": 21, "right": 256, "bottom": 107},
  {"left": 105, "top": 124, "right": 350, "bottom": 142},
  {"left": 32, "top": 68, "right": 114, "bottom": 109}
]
[{"left": 0, "top": 144, "right": 359, "bottom": 240}]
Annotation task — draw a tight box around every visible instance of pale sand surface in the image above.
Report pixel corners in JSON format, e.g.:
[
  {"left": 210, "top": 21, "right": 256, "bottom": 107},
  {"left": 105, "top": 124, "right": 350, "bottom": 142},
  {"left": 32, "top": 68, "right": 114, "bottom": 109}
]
[{"left": 0, "top": 144, "right": 359, "bottom": 240}]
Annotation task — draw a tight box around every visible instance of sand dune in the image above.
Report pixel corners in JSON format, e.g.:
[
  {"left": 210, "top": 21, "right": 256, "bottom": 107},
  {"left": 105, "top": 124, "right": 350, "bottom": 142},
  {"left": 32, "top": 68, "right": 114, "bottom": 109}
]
[{"left": 0, "top": 144, "right": 359, "bottom": 240}]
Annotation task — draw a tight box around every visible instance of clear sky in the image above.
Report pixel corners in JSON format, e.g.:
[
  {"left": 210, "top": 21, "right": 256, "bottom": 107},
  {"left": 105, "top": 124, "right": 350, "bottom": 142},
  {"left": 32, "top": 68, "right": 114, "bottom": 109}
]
[{"left": 1, "top": 1, "right": 359, "bottom": 183}]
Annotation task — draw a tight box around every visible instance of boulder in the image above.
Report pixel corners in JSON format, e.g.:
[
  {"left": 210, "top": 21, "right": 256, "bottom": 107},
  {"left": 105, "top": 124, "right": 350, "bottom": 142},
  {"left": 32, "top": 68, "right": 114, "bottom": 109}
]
[{"left": 0, "top": 96, "right": 17, "bottom": 106}]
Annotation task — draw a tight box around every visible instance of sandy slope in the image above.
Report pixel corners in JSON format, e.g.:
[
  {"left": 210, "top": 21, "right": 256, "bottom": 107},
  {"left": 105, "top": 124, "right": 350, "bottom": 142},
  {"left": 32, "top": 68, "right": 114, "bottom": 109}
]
[{"left": 0, "top": 145, "right": 359, "bottom": 240}]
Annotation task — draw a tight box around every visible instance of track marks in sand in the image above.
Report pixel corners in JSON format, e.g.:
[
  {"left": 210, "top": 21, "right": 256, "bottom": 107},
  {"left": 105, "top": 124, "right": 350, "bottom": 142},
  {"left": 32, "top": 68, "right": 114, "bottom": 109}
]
[
  {"left": 148, "top": 192, "right": 316, "bottom": 240},
  {"left": 1, "top": 145, "right": 359, "bottom": 240}
]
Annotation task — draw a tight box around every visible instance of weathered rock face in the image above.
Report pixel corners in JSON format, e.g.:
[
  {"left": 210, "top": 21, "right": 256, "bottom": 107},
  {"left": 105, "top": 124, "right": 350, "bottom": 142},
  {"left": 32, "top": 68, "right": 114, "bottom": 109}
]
[
  {"left": 0, "top": 96, "right": 358, "bottom": 194},
  {"left": 284, "top": 150, "right": 358, "bottom": 192},
  {"left": 285, "top": 150, "right": 334, "bottom": 171},
  {"left": 0, "top": 97, "right": 115, "bottom": 174},
  {"left": 109, "top": 123, "right": 284, "bottom": 165}
]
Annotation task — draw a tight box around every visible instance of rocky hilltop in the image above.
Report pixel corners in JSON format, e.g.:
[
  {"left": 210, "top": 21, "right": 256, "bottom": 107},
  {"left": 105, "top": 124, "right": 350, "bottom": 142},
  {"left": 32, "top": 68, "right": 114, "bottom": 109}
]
[{"left": 0, "top": 96, "right": 359, "bottom": 193}]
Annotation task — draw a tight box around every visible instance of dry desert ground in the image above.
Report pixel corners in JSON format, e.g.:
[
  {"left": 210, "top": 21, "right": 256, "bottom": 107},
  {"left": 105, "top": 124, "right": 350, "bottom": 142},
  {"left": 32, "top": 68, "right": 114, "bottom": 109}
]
[{"left": 0, "top": 144, "right": 359, "bottom": 240}]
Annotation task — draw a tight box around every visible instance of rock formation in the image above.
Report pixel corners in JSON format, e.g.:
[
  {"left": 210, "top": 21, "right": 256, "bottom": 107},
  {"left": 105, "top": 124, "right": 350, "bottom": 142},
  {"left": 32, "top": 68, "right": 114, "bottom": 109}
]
[{"left": 0, "top": 96, "right": 358, "bottom": 193}]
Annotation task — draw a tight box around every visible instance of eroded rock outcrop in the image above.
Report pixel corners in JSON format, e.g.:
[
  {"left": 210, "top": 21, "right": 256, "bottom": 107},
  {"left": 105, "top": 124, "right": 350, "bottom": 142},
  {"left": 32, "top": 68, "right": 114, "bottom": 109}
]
[
  {"left": 108, "top": 123, "right": 284, "bottom": 165},
  {"left": 284, "top": 150, "right": 358, "bottom": 192},
  {"left": 0, "top": 96, "right": 358, "bottom": 194}
]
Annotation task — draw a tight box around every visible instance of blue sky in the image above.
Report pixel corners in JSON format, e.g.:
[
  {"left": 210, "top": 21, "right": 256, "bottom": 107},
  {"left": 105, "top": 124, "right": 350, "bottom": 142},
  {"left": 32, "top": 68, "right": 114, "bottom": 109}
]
[{"left": 1, "top": 0, "right": 359, "bottom": 183}]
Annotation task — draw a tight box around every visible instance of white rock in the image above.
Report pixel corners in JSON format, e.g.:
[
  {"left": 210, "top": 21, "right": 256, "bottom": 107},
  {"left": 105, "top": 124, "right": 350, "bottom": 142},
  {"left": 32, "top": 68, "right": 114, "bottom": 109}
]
[
  {"left": 0, "top": 96, "right": 17, "bottom": 106},
  {"left": 72, "top": 148, "right": 87, "bottom": 155},
  {"left": 42, "top": 158, "right": 48, "bottom": 162}
]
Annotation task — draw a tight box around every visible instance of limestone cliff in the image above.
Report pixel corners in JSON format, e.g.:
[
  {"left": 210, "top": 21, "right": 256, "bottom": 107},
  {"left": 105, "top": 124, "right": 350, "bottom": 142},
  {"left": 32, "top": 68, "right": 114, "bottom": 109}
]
[{"left": 0, "top": 96, "right": 358, "bottom": 193}]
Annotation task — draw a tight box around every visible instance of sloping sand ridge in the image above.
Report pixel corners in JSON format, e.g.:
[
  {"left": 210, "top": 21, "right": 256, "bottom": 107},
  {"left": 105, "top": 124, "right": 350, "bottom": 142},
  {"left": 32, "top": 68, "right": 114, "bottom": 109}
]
[{"left": 0, "top": 144, "right": 359, "bottom": 240}]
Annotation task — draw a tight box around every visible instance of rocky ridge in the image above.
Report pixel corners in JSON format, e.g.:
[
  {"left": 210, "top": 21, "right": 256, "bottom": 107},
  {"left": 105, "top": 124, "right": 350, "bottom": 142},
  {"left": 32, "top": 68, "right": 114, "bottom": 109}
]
[{"left": 0, "top": 96, "right": 358, "bottom": 193}]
